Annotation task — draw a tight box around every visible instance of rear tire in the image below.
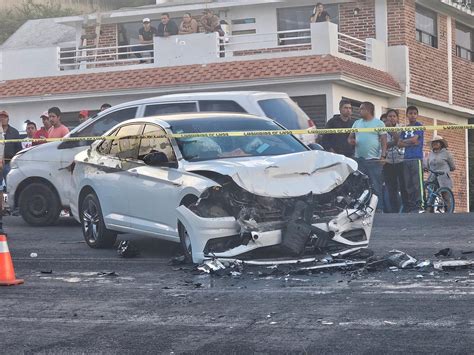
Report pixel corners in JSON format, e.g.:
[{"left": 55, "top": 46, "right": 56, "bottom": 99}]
[
  {"left": 434, "top": 187, "right": 455, "bottom": 213},
  {"left": 80, "top": 192, "right": 116, "bottom": 248},
  {"left": 19, "top": 182, "right": 61, "bottom": 226}
]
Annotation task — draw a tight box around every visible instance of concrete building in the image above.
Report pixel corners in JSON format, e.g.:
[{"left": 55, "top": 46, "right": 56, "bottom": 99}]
[{"left": 0, "top": 0, "right": 472, "bottom": 210}]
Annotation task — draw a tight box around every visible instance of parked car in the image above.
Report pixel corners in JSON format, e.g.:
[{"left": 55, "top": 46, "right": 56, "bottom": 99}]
[
  {"left": 7, "top": 91, "right": 317, "bottom": 226},
  {"left": 70, "top": 113, "right": 377, "bottom": 263}
]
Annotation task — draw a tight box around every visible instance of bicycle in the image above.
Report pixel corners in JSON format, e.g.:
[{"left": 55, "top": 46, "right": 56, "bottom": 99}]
[{"left": 423, "top": 169, "right": 455, "bottom": 213}]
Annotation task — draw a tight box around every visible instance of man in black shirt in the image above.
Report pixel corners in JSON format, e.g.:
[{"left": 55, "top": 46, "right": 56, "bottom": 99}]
[
  {"left": 0, "top": 111, "right": 22, "bottom": 189},
  {"left": 157, "top": 13, "right": 179, "bottom": 37},
  {"left": 320, "top": 99, "right": 355, "bottom": 157},
  {"left": 136, "top": 18, "right": 158, "bottom": 63}
]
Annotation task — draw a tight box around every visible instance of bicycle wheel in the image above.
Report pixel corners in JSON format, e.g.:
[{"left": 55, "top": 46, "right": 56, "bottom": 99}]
[{"left": 433, "top": 187, "right": 455, "bottom": 213}]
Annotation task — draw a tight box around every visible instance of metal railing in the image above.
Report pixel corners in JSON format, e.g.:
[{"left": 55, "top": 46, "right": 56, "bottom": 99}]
[
  {"left": 58, "top": 43, "right": 154, "bottom": 70},
  {"left": 219, "top": 29, "right": 312, "bottom": 56},
  {"left": 338, "top": 32, "right": 370, "bottom": 61}
]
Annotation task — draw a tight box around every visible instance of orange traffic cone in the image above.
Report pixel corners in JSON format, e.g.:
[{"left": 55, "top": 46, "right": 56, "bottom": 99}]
[{"left": 0, "top": 234, "right": 24, "bottom": 286}]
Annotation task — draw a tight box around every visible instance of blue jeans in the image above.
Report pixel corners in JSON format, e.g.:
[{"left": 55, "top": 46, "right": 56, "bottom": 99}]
[{"left": 355, "top": 158, "right": 384, "bottom": 211}]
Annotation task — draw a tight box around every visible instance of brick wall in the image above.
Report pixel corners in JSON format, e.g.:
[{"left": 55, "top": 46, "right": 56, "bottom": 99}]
[
  {"left": 339, "top": 0, "right": 376, "bottom": 40},
  {"left": 84, "top": 24, "right": 119, "bottom": 67},
  {"left": 451, "top": 21, "right": 474, "bottom": 110}
]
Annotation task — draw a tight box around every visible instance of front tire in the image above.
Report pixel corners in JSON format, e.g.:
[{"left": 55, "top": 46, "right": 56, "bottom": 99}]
[
  {"left": 433, "top": 187, "right": 455, "bottom": 213},
  {"left": 80, "top": 192, "right": 116, "bottom": 248},
  {"left": 19, "top": 182, "right": 61, "bottom": 226}
]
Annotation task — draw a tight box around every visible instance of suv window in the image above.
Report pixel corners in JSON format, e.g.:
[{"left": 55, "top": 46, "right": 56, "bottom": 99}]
[
  {"left": 258, "top": 98, "right": 309, "bottom": 130},
  {"left": 139, "top": 124, "right": 176, "bottom": 162},
  {"left": 59, "top": 107, "right": 138, "bottom": 149},
  {"left": 144, "top": 103, "right": 197, "bottom": 117},
  {"left": 199, "top": 100, "right": 246, "bottom": 113},
  {"left": 109, "top": 124, "right": 143, "bottom": 160}
]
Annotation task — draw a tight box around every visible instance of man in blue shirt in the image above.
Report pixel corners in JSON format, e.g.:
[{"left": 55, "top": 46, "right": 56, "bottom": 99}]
[
  {"left": 399, "top": 106, "right": 424, "bottom": 212},
  {"left": 348, "top": 102, "right": 387, "bottom": 211}
]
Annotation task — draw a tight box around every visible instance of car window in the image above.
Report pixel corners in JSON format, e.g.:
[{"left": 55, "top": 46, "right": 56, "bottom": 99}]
[
  {"left": 96, "top": 128, "right": 118, "bottom": 155},
  {"left": 139, "top": 124, "right": 176, "bottom": 162},
  {"left": 144, "top": 103, "right": 197, "bottom": 117},
  {"left": 199, "top": 100, "right": 246, "bottom": 113},
  {"left": 109, "top": 124, "right": 143, "bottom": 160},
  {"left": 76, "top": 107, "right": 138, "bottom": 138},
  {"left": 258, "top": 98, "right": 310, "bottom": 130},
  {"left": 171, "top": 116, "right": 308, "bottom": 162}
]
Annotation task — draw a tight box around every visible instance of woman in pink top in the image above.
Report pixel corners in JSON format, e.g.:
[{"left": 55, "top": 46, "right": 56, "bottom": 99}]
[{"left": 47, "top": 107, "right": 69, "bottom": 139}]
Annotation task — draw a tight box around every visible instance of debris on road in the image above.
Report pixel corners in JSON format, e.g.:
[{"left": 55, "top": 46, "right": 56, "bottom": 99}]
[
  {"left": 433, "top": 260, "right": 474, "bottom": 270},
  {"left": 197, "top": 259, "right": 227, "bottom": 274},
  {"left": 97, "top": 271, "right": 118, "bottom": 277},
  {"left": 40, "top": 270, "right": 53, "bottom": 274},
  {"left": 385, "top": 250, "right": 417, "bottom": 269},
  {"left": 117, "top": 241, "right": 140, "bottom": 258},
  {"left": 30, "top": 252, "right": 38, "bottom": 258},
  {"left": 434, "top": 248, "right": 452, "bottom": 257}
]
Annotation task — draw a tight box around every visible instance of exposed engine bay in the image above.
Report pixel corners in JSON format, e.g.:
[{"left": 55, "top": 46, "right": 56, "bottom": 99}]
[{"left": 176, "top": 171, "right": 378, "bottom": 263}]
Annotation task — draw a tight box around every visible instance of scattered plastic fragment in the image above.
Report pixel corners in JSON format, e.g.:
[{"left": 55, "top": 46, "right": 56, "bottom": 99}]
[
  {"left": 40, "top": 270, "right": 52, "bottom": 274},
  {"left": 389, "top": 266, "right": 399, "bottom": 272},
  {"left": 197, "top": 259, "right": 226, "bottom": 274},
  {"left": 230, "top": 271, "right": 242, "bottom": 277},
  {"left": 30, "top": 252, "right": 38, "bottom": 258},
  {"left": 384, "top": 321, "right": 397, "bottom": 325},
  {"left": 386, "top": 250, "right": 417, "bottom": 269},
  {"left": 433, "top": 260, "right": 474, "bottom": 270},
  {"left": 415, "top": 274, "right": 424, "bottom": 279},
  {"left": 415, "top": 260, "right": 431, "bottom": 268},
  {"left": 117, "top": 241, "right": 140, "bottom": 258}
]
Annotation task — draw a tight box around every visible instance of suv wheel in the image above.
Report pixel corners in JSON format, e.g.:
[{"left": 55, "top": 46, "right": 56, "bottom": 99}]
[
  {"left": 80, "top": 192, "right": 116, "bottom": 248},
  {"left": 19, "top": 182, "right": 61, "bottom": 226}
]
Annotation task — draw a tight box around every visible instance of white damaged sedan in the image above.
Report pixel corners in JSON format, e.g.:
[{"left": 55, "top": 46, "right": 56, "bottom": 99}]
[{"left": 71, "top": 113, "right": 378, "bottom": 263}]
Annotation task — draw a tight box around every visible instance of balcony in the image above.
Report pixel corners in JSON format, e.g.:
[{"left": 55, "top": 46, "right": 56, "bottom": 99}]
[{"left": 0, "top": 23, "right": 389, "bottom": 82}]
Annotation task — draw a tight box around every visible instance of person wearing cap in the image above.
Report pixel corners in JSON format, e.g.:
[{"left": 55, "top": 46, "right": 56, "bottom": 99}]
[
  {"left": 136, "top": 18, "right": 158, "bottom": 63},
  {"left": 425, "top": 135, "right": 455, "bottom": 191},
  {"left": 32, "top": 111, "right": 51, "bottom": 146},
  {"left": 47, "top": 107, "right": 69, "bottom": 139},
  {"left": 100, "top": 103, "right": 111, "bottom": 112},
  {"left": 78, "top": 110, "right": 89, "bottom": 124},
  {"left": 157, "top": 13, "right": 179, "bottom": 37},
  {"left": 0, "top": 110, "right": 22, "bottom": 189}
]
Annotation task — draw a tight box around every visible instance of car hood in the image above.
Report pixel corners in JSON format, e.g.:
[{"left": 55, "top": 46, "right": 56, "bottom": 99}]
[{"left": 184, "top": 151, "right": 358, "bottom": 198}]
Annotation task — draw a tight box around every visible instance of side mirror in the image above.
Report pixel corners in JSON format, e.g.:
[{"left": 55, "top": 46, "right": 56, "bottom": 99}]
[
  {"left": 308, "top": 143, "right": 325, "bottom": 151},
  {"left": 143, "top": 151, "right": 173, "bottom": 167}
]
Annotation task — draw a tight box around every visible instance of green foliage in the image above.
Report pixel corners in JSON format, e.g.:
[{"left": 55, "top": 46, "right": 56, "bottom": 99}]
[{"left": 0, "top": 0, "right": 78, "bottom": 44}]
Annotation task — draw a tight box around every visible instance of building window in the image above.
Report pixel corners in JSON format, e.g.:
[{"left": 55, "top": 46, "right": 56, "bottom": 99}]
[
  {"left": 415, "top": 5, "right": 438, "bottom": 48},
  {"left": 456, "top": 22, "right": 473, "bottom": 61},
  {"left": 231, "top": 18, "right": 256, "bottom": 25},
  {"left": 277, "top": 5, "right": 339, "bottom": 45}
]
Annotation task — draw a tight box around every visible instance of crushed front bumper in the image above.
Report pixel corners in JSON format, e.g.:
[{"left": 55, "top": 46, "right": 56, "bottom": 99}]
[{"left": 176, "top": 194, "right": 378, "bottom": 263}]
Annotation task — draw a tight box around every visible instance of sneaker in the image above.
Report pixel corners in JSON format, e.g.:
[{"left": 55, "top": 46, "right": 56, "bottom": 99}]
[{"left": 60, "top": 210, "right": 70, "bottom": 217}]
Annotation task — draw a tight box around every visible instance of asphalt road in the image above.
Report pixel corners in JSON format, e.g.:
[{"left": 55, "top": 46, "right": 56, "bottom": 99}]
[{"left": 1, "top": 213, "right": 474, "bottom": 354}]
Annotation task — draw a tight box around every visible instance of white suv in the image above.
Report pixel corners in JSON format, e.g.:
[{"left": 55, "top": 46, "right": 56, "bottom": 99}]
[{"left": 7, "top": 91, "right": 317, "bottom": 226}]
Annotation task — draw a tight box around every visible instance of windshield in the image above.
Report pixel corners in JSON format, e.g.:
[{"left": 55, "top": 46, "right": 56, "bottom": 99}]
[
  {"left": 171, "top": 116, "right": 308, "bottom": 162},
  {"left": 258, "top": 98, "right": 310, "bottom": 130}
]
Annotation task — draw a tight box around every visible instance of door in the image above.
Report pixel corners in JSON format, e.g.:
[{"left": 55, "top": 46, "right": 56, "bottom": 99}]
[
  {"left": 92, "top": 123, "right": 143, "bottom": 230},
  {"left": 127, "top": 124, "right": 184, "bottom": 240}
]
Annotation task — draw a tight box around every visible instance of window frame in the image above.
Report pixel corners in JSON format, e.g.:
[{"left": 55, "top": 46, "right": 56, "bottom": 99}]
[
  {"left": 106, "top": 123, "right": 144, "bottom": 161},
  {"left": 455, "top": 21, "right": 473, "bottom": 62},
  {"left": 143, "top": 101, "right": 198, "bottom": 117},
  {"left": 138, "top": 123, "right": 177, "bottom": 164},
  {"left": 415, "top": 5, "right": 438, "bottom": 48}
]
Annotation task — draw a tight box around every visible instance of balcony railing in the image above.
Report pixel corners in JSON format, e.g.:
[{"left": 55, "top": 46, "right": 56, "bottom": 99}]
[{"left": 0, "top": 22, "right": 388, "bottom": 81}]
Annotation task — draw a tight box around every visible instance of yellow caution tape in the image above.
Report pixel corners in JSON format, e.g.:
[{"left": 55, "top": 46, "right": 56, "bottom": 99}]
[{"left": 1, "top": 124, "right": 472, "bottom": 144}]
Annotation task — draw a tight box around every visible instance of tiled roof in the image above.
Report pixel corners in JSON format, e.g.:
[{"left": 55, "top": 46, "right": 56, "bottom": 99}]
[{"left": 0, "top": 55, "right": 401, "bottom": 99}]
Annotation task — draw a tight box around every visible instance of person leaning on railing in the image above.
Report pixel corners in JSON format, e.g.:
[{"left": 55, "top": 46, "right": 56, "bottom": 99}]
[
  {"left": 179, "top": 13, "right": 198, "bottom": 35},
  {"left": 136, "top": 18, "right": 158, "bottom": 64},
  {"left": 310, "top": 2, "right": 331, "bottom": 23}
]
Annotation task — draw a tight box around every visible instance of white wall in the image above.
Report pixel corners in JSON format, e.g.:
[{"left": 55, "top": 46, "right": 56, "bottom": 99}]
[{"left": 0, "top": 47, "right": 59, "bottom": 81}]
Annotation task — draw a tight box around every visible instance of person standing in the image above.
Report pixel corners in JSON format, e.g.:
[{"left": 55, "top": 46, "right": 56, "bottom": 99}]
[
  {"left": 348, "top": 102, "right": 387, "bottom": 211},
  {"left": 425, "top": 135, "right": 455, "bottom": 205},
  {"left": 157, "top": 13, "right": 179, "bottom": 37},
  {"left": 179, "top": 13, "right": 198, "bottom": 35},
  {"left": 22, "top": 121, "right": 37, "bottom": 149},
  {"left": 321, "top": 99, "right": 355, "bottom": 157},
  {"left": 0, "top": 110, "right": 22, "bottom": 189},
  {"left": 200, "top": 9, "right": 222, "bottom": 34},
  {"left": 399, "top": 106, "right": 424, "bottom": 212},
  {"left": 136, "top": 18, "right": 158, "bottom": 63},
  {"left": 310, "top": 3, "right": 330, "bottom": 23},
  {"left": 78, "top": 110, "right": 89, "bottom": 124},
  {"left": 33, "top": 111, "right": 51, "bottom": 146},
  {"left": 382, "top": 109, "right": 406, "bottom": 213},
  {"left": 47, "top": 107, "right": 69, "bottom": 139}
]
